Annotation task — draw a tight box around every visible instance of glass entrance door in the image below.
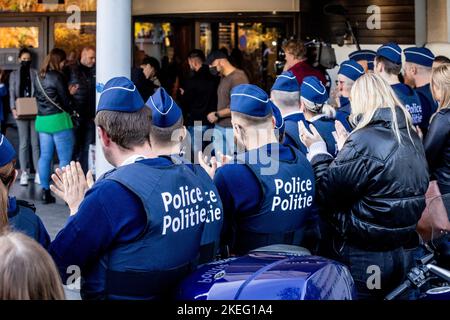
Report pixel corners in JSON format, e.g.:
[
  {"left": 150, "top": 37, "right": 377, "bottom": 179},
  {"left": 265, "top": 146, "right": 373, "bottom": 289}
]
[
  {"left": 0, "top": 17, "right": 47, "bottom": 71},
  {"left": 49, "top": 14, "right": 96, "bottom": 64}
]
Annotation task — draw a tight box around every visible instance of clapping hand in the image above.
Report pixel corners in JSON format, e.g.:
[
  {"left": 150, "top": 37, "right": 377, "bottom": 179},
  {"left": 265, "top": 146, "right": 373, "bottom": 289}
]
[
  {"left": 333, "top": 121, "right": 350, "bottom": 152},
  {"left": 198, "top": 152, "right": 218, "bottom": 179},
  {"left": 298, "top": 122, "right": 324, "bottom": 148},
  {"left": 51, "top": 162, "right": 95, "bottom": 216}
]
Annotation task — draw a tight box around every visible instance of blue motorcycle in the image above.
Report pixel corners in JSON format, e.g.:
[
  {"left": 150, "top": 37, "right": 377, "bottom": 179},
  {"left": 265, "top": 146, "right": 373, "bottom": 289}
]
[{"left": 178, "top": 245, "right": 356, "bottom": 301}]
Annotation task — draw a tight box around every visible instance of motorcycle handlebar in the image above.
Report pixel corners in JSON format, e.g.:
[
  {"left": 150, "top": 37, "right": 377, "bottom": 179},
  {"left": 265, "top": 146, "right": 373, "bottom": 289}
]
[{"left": 385, "top": 281, "right": 411, "bottom": 301}]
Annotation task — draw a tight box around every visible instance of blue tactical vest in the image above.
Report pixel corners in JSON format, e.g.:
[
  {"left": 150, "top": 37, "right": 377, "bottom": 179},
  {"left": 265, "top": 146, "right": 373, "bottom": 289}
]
[
  {"left": 8, "top": 199, "right": 50, "bottom": 249},
  {"left": 308, "top": 116, "right": 338, "bottom": 157},
  {"left": 82, "top": 156, "right": 223, "bottom": 300},
  {"left": 232, "top": 144, "right": 315, "bottom": 255},
  {"left": 416, "top": 84, "right": 439, "bottom": 114},
  {"left": 283, "top": 113, "right": 308, "bottom": 154},
  {"left": 392, "top": 84, "right": 427, "bottom": 128},
  {"left": 335, "top": 96, "right": 353, "bottom": 132}
]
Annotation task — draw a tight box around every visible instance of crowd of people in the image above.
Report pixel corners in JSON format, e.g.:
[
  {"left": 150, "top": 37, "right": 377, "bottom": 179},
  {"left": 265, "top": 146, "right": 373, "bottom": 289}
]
[{"left": 0, "top": 38, "right": 449, "bottom": 301}]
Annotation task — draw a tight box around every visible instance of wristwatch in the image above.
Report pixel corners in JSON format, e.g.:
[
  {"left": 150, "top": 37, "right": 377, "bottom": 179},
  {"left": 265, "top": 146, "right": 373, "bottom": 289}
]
[{"left": 215, "top": 112, "right": 221, "bottom": 120}]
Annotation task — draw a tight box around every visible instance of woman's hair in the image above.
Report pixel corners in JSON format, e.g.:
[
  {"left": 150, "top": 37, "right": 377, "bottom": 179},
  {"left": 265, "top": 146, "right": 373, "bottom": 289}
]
[
  {"left": 18, "top": 48, "right": 32, "bottom": 59},
  {"left": 350, "top": 73, "right": 414, "bottom": 144},
  {"left": 39, "top": 48, "right": 67, "bottom": 77},
  {"left": 141, "top": 56, "right": 161, "bottom": 75},
  {"left": 431, "top": 63, "right": 450, "bottom": 112},
  {"left": 0, "top": 160, "right": 16, "bottom": 230},
  {"left": 282, "top": 40, "right": 307, "bottom": 60},
  {"left": 301, "top": 98, "right": 336, "bottom": 119},
  {"left": 0, "top": 231, "right": 65, "bottom": 300}
]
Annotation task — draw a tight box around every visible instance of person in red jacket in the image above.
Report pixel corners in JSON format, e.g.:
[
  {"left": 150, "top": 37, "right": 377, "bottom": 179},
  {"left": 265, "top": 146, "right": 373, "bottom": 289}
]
[{"left": 282, "top": 40, "right": 327, "bottom": 87}]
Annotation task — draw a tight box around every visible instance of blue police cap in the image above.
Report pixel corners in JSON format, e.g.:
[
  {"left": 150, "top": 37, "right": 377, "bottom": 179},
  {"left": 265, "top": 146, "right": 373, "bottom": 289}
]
[
  {"left": 404, "top": 47, "right": 435, "bottom": 68},
  {"left": 230, "top": 84, "right": 273, "bottom": 118},
  {"left": 349, "top": 49, "right": 376, "bottom": 70},
  {"left": 377, "top": 43, "right": 403, "bottom": 65},
  {"left": 97, "top": 77, "right": 145, "bottom": 113},
  {"left": 147, "top": 87, "right": 183, "bottom": 128},
  {"left": 271, "top": 103, "right": 285, "bottom": 136},
  {"left": 0, "top": 134, "right": 16, "bottom": 167},
  {"left": 301, "top": 76, "right": 328, "bottom": 105},
  {"left": 271, "top": 71, "right": 300, "bottom": 92},
  {"left": 338, "top": 60, "right": 365, "bottom": 81}
]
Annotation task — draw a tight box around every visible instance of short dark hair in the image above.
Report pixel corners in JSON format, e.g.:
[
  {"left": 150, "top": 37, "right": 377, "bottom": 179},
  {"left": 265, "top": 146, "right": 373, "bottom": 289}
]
[
  {"left": 435, "top": 55, "right": 450, "bottom": 64},
  {"left": 150, "top": 117, "right": 184, "bottom": 144},
  {"left": 18, "top": 48, "right": 32, "bottom": 59},
  {"left": 376, "top": 56, "right": 402, "bottom": 75},
  {"left": 95, "top": 107, "right": 151, "bottom": 150},
  {"left": 141, "top": 56, "right": 161, "bottom": 73},
  {"left": 187, "top": 49, "right": 205, "bottom": 62}
]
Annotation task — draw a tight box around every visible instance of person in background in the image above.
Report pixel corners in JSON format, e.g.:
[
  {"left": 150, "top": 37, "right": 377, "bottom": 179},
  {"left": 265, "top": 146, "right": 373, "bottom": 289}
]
[
  {"left": 34, "top": 48, "right": 78, "bottom": 204},
  {"left": 335, "top": 60, "right": 366, "bottom": 132},
  {"left": 282, "top": 39, "right": 327, "bottom": 86},
  {"left": 0, "top": 134, "right": 50, "bottom": 248},
  {"left": 348, "top": 49, "right": 377, "bottom": 73},
  {"left": 200, "top": 84, "right": 315, "bottom": 256},
  {"left": 0, "top": 231, "right": 65, "bottom": 300},
  {"left": 433, "top": 55, "right": 450, "bottom": 69},
  {"left": 9, "top": 48, "right": 40, "bottom": 186},
  {"left": 299, "top": 73, "right": 429, "bottom": 300},
  {"left": 270, "top": 71, "right": 307, "bottom": 154},
  {"left": 424, "top": 64, "right": 450, "bottom": 197},
  {"left": 66, "top": 46, "right": 96, "bottom": 174},
  {"left": 300, "top": 76, "right": 338, "bottom": 157},
  {"left": 180, "top": 49, "right": 218, "bottom": 160},
  {"left": 139, "top": 56, "right": 161, "bottom": 101},
  {"left": 206, "top": 50, "right": 249, "bottom": 157},
  {"left": 403, "top": 47, "right": 439, "bottom": 115},
  {"left": 0, "top": 69, "right": 7, "bottom": 134},
  {"left": 375, "top": 43, "right": 431, "bottom": 134}
]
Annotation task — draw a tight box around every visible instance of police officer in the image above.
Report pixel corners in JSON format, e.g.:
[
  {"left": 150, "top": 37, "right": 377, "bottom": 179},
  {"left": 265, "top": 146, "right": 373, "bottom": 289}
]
[
  {"left": 300, "top": 76, "right": 338, "bottom": 157},
  {"left": 375, "top": 43, "right": 431, "bottom": 133},
  {"left": 49, "top": 77, "right": 223, "bottom": 300},
  {"left": 270, "top": 71, "right": 308, "bottom": 154},
  {"left": 147, "top": 87, "right": 224, "bottom": 264},
  {"left": 0, "top": 134, "right": 50, "bottom": 248},
  {"left": 200, "top": 84, "right": 315, "bottom": 256},
  {"left": 403, "top": 47, "right": 439, "bottom": 115},
  {"left": 349, "top": 49, "right": 377, "bottom": 73},
  {"left": 335, "top": 60, "right": 365, "bottom": 132}
]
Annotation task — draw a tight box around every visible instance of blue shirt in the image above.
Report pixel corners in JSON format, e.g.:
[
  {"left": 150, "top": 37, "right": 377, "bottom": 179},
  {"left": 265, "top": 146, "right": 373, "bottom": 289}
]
[
  {"left": 49, "top": 157, "right": 173, "bottom": 281},
  {"left": 336, "top": 96, "right": 353, "bottom": 132},
  {"left": 8, "top": 197, "right": 50, "bottom": 248},
  {"left": 214, "top": 144, "right": 296, "bottom": 245}
]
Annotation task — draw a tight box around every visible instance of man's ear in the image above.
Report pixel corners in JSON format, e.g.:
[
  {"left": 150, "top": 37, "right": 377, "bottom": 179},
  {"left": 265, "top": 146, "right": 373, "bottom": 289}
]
[
  {"left": 98, "top": 126, "right": 111, "bottom": 147},
  {"left": 179, "top": 126, "right": 187, "bottom": 142}
]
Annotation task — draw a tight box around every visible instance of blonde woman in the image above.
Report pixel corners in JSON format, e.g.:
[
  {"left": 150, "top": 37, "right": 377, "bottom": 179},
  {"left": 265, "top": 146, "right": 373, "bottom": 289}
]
[
  {"left": 424, "top": 64, "right": 450, "bottom": 196},
  {"left": 299, "top": 73, "right": 429, "bottom": 300},
  {"left": 0, "top": 231, "right": 65, "bottom": 300}
]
